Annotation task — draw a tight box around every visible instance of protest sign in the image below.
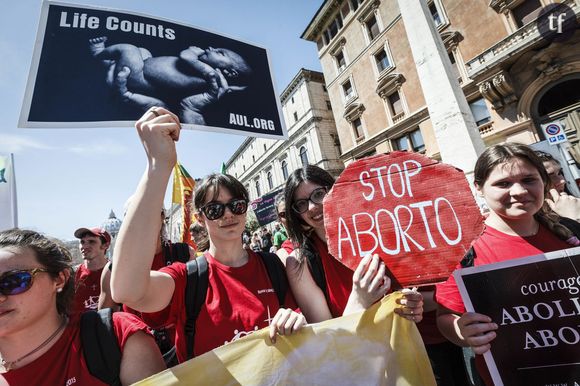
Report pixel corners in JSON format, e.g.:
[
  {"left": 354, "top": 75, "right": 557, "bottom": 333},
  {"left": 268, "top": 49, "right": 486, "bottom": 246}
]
[
  {"left": 20, "top": 1, "right": 286, "bottom": 140},
  {"left": 455, "top": 248, "right": 580, "bottom": 386},
  {"left": 250, "top": 189, "right": 282, "bottom": 226},
  {"left": 136, "top": 293, "right": 436, "bottom": 386},
  {"left": 324, "top": 152, "right": 483, "bottom": 288}
]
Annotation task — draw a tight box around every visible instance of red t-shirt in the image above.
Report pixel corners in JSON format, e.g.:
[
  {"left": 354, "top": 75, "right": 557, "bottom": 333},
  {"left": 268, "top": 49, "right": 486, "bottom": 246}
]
[
  {"left": 311, "top": 234, "right": 354, "bottom": 318},
  {"left": 72, "top": 265, "right": 104, "bottom": 314},
  {"left": 2, "top": 312, "right": 150, "bottom": 385},
  {"left": 436, "top": 224, "right": 570, "bottom": 313},
  {"left": 435, "top": 224, "right": 571, "bottom": 386},
  {"left": 143, "top": 250, "right": 298, "bottom": 361},
  {"left": 280, "top": 239, "right": 294, "bottom": 254}
]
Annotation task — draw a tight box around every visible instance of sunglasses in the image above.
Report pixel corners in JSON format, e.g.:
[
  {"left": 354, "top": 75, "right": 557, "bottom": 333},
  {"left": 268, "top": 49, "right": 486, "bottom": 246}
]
[
  {"left": 200, "top": 199, "right": 248, "bottom": 220},
  {"left": 292, "top": 187, "right": 328, "bottom": 214},
  {"left": 0, "top": 268, "right": 50, "bottom": 296}
]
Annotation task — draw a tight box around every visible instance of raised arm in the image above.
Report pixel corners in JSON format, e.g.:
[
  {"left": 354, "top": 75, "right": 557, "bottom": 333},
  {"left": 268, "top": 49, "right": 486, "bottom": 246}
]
[
  {"left": 98, "top": 262, "right": 120, "bottom": 311},
  {"left": 111, "top": 107, "right": 180, "bottom": 313}
]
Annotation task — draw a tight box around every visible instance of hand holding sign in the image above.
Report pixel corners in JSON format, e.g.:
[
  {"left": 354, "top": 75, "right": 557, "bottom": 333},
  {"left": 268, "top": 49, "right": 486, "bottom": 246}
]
[{"left": 324, "top": 152, "right": 483, "bottom": 288}]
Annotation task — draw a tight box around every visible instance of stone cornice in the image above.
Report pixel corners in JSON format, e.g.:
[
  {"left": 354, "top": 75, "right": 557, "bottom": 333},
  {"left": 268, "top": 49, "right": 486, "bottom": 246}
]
[{"left": 280, "top": 68, "right": 325, "bottom": 103}]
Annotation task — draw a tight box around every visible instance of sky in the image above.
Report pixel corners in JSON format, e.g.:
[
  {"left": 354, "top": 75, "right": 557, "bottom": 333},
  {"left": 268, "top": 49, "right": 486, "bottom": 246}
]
[{"left": 0, "top": 0, "right": 323, "bottom": 240}]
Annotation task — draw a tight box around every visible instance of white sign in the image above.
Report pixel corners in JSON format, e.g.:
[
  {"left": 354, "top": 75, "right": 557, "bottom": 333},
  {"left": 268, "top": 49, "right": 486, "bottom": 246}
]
[{"left": 541, "top": 120, "right": 568, "bottom": 145}]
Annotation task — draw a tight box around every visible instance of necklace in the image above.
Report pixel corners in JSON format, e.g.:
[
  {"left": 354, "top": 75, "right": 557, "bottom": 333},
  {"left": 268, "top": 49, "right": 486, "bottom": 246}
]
[{"left": 0, "top": 316, "right": 68, "bottom": 372}]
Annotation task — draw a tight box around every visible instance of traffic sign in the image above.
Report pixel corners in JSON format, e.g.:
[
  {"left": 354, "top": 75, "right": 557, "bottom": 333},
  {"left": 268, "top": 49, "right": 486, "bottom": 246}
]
[{"left": 541, "top": 121, "right": 567, "bottom": 145}]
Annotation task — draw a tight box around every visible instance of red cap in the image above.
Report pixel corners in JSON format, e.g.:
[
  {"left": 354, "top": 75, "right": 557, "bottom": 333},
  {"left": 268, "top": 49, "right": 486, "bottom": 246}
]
[{"left": 74, "top": 227, "right": 111, "bottom": 245}]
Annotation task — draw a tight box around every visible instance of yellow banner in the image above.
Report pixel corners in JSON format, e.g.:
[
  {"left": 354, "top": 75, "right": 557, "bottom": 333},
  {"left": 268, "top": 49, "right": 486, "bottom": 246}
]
[
  {"left": 134, "top": 292, "right": 436, "bottom": 386},
  {"left": 171, "top": 162, "right": 195, "bottom": 245}
]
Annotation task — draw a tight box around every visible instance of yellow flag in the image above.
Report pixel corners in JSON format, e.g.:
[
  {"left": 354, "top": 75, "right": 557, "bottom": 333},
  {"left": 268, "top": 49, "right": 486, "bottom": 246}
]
[
  {"left": 171, "top": 162, "right": 195, "bottom": 245},
  {"left": 134, "top": 292, "right": 436, "bottom": 386}
]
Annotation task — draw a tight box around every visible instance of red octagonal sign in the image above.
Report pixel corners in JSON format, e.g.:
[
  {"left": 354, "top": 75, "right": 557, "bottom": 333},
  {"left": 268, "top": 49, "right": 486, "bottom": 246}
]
[{"left": 324, "top": 152, "right": 484, "bottom": 288}]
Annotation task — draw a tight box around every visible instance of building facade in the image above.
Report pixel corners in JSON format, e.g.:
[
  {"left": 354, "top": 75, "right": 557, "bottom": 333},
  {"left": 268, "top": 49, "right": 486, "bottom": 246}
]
[
  {"left": 224, "top": 69, "right": 344, "bottom": 201},
  {"left": 302, "top": 0, "right": 580, "bottom": 162}
]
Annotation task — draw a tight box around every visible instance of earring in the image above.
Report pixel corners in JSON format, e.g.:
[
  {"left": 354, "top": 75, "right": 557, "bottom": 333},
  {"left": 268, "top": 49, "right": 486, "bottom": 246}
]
[{"left": 56, "top": 288, "right": 63, "bottom": 293}]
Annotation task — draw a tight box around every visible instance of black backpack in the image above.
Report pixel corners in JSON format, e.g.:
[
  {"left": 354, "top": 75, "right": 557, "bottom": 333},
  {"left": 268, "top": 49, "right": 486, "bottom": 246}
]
[
  {"left": 81, "top": 308, "right": 121, "bottom": 386},
  {"left": 183, "top": 251, "right": 288, "bottom": 360}
]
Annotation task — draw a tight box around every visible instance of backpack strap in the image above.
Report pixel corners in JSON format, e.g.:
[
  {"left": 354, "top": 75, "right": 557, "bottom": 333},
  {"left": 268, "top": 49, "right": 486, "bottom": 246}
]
[
  {"left": 81, "top": 308, "right": 121, "bottom": 386},
  {"left": 256, "top": 252, "right": 288, "bottom": 307},
  {"left": 184, "top": 254, "right": 209, "bottom": 360},
  {"left": 460, "top": 246, "right": 476, "bottom": 268}
]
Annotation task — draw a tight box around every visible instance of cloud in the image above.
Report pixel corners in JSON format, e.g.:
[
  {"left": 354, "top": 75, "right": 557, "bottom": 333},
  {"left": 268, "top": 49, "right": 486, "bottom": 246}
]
[
  {"left": 0, "top": 134, "right": 53, "bottom": 153},
  {"left": 67, "top": 140, "right": 128, "bottom": 156}
]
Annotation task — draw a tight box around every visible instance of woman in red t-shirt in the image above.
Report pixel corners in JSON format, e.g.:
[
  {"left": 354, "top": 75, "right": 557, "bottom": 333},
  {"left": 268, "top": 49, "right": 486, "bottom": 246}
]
[
  {"left": 282, "top": 165, "right": 424, "bottom": 323},
  {"left": 436, "top": 143, "right": 579, "bottom": 385},
  {"left": 0, "top": 229, "right": 165, "bottom": 385},
  {"left": 111, "top": 107, "right": 305, "bottom": 362}
]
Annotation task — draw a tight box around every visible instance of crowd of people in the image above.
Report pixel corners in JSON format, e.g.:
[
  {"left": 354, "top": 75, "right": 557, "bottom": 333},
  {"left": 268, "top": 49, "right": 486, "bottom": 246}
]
[{"left": 1, "top": 107, "right": 579, "bottom": 385}]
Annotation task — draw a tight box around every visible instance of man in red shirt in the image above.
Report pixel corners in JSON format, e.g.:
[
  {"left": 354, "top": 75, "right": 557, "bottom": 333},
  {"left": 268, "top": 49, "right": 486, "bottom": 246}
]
[{"left": 72, "top": 227, "right": 111, "bottom": 313}]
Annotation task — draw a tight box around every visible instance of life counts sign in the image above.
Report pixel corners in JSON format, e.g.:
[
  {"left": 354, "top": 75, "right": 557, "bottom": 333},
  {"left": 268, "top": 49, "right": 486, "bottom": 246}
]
[
  {"left": 455, "top": 249, "right": 580, "bottom": 386},
  {"left": 324, "top": 152, "right": 483, "bottom": 287}
]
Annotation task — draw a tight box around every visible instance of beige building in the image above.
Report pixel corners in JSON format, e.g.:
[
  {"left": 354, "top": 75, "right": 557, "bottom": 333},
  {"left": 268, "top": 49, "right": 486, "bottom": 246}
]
[
  {"left": 302, "top": 0, "right": 580, "bottom": 162},
  {"left": 225, "top": 69, "right": 344, "bottom": 201}
]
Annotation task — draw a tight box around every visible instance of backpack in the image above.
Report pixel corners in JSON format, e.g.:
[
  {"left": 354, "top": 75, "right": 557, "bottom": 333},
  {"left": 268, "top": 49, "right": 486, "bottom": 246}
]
[
  {"left": 81, "top": 308, "right": 121, "bottom": 386},
  {"left": 183, "top": 251, "right": 288, "bottom": 360},
  {"left": 161, "top": 242, "right": 191, "bottom": 265}
]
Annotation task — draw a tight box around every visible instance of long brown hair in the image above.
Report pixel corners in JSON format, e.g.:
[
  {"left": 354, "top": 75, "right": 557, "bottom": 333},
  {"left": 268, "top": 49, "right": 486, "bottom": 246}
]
[{"left": 474, "top": 143, "right": 572, "bottom": 240}]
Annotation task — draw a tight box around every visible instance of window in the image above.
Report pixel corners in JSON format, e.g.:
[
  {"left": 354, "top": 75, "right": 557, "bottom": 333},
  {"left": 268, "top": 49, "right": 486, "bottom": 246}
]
[
  {"left": 429, "top": 2, "right": 442, "bottom": 27},
  {"left": 326, "top": 100, "right": 332, "bottom": 110},
  {"left": 350, "top": 0, "right": 362, "bottom": 12},
  {"left": 322, "top": 85, "right": 327, "bottom": 92},
  {"left": 281, "top": 160, "right": 288, "bottom": 180},
  {"left": 291, "top": 96, "right": 294, "bottom": 104},
  {"left": 342, "top": 79, "right": 355, "bottom": 101},
  {"left": 255, "top": 180, "right": 261, "bottom": 197},
  {"left": 365, "top": 14, "right": 380, "bottom": 41},
  {"left": 352, "top": 117, "right": 364, "bottom": 140},
  {"left": 469, "top": 98, "right": 492, "bottom": 126},
  {"left": 512, "top": 0, "right": 542, "bottom": 28},
  {"left": 324, "top": 14, "right": 344, "bottom": 43},
  {"left": 375, "top": 48, "right": 391, "bottom": 73},
  {"left": 267, "top": 171, "right": 273, "bottom": 190},
  {"left": 293, "top": 112, "right": 298, "bottom": 122},
  {"left": 387, "top": 92, "right": 403, "bottom": 116},
  {"left": 252, "top": 155, "right": 255, "bottom": 162},
  {"left": 394, "top": 129, "right": 425, "bottom": 152},
  {"left": 316, "top": 38, "right": 324, "bottom": 51},
  {"left": 335, "top": 50, "right": 346, "bottom": 72},
  {"left": 299, "top": 146, "right": 309, "bottom": 166},
  {"left": 264, "top": 144, "right": 267, "bottom": 151}
]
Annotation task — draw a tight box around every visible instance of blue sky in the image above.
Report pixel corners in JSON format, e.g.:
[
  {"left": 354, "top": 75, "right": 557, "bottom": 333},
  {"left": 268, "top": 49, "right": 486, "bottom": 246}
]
[{"left": 0, "top": 0, "right": 322, "bottom": 240}]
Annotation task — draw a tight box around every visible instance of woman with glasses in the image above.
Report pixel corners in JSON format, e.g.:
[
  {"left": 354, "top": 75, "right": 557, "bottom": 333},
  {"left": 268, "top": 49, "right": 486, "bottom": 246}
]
[
  {"left": 0, "top": 228, "right": 165, "bottom": 385},
  {"left": 111, "top": 107, "right": 305, "bottom": 363},
  {"left": 283, "top": 165, "right": 424, "bottom": 323}
]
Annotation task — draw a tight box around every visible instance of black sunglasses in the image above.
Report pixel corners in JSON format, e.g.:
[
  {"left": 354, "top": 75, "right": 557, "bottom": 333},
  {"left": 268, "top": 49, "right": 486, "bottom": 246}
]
[
  {"left": 292, "top": 187, "right": 328, "bottom": 214},
  {"left": 0, "top": 268, "right": 50, "bottom": 296},
  {"left": 200, "top": 199, "right": 248, "bottom": 220}
]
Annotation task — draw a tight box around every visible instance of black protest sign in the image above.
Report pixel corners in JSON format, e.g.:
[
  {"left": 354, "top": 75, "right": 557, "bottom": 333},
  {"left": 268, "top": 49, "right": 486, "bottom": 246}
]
[
  {"left": 250, "top": 189, "right": 282, "bottom": 227},
  {"left": 20, "top": 1, "right": 286, "bottom": 139},
  {"left": 455, "top": 249, "right": 580, "bottom": 386}
]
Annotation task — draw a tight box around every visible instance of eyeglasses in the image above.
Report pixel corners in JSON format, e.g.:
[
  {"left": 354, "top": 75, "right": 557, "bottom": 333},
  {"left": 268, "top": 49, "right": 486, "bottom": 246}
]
[
  {"left": 292, "top": 187, "right": 328, "bottom": 214},
  {"left": 200, "top": 199, "right": 248, "bottom": 220},
  {"left": 0, "top": 268, "right": 50, "bottom": 296}
]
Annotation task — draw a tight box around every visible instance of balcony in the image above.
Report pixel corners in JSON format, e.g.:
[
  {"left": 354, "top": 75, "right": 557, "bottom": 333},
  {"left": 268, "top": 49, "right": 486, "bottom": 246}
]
[{"left": 466, "top": 0, "right": 579, "bottom": 79}]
